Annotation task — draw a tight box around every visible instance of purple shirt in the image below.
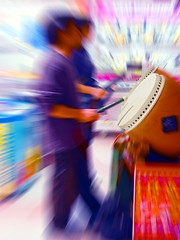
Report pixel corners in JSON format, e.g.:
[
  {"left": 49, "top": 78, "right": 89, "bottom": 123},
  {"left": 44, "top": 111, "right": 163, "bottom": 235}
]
[
  {"left": 72, "top": 47, "right": 95, "bottom": 81},
  {"left": 38, "top": 51, "right": 85, "bottom": 152}
]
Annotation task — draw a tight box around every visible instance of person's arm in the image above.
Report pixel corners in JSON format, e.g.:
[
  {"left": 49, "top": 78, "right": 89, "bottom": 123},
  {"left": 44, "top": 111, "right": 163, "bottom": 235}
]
[
  {"left": 49, "top": 104, "right": 99, "bottom": 123},
  {"left": 76, "top": 82, "right": 95, "bottom": 94},
  {"left": 76, "top": 82, "right": 107, "bottom": 100},
  {"left": 39, "top": 66, "right": 100, "bottom": 123},
  {"left": 72, "top": 49, "right": 107, "bottom": 99}
]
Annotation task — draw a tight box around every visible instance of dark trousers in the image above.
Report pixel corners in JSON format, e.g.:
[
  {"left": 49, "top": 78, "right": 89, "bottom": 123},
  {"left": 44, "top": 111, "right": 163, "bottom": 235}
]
[{"left": 52, "top": 142, "right": 100, "bottom": 229}]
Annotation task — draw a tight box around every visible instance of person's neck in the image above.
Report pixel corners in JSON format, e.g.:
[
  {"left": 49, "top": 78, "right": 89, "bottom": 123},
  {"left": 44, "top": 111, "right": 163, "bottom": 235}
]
[{"left": 54, "top": 43, "right": 72, "bottom": 59}]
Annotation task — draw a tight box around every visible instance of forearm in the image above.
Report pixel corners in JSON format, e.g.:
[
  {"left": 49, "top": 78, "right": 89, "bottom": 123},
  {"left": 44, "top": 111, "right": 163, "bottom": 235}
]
[
  {"left": 49, "top": 104, "right": 82, "bottom": 120},
  {"left": 76, "top": 82, "right": 94, "bottom": 95}
]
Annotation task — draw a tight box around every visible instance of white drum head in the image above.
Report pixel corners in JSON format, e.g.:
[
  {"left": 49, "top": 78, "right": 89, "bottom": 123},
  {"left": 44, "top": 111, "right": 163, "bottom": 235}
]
[{"left": 118, "top": 73, "right": 165, "bottom": 132}]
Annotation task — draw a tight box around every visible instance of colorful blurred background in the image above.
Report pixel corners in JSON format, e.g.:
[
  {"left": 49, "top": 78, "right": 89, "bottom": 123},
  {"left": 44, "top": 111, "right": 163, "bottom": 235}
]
[{"left": 0, "top": 0, "right": 179, "bottom": 239}]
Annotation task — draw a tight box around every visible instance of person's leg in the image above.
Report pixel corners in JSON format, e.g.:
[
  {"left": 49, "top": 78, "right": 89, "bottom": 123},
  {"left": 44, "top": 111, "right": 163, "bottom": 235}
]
[
  {"left": 77, "top": 142, "right": 100, "bottom": 226},
  {"left": 51, "top": 149, "right": 78, "bottom": 229}
]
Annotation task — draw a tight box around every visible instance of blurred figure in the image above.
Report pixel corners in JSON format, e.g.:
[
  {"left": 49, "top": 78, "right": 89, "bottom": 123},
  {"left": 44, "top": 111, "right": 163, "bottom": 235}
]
[
  {"left": 72, "top": 17, "right": 106, "bottom": 145},
  {"left": 38, "top": 10, "right": 101, "bottom": 234},
  {"left": 72, "top": 18, "right": 97, "bottom": 89}
]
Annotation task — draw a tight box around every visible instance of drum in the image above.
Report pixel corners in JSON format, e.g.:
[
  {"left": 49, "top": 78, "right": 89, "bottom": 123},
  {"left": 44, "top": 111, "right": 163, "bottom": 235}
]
[{"left": 118, "top": 69, "right": 180, "bottom": 159}]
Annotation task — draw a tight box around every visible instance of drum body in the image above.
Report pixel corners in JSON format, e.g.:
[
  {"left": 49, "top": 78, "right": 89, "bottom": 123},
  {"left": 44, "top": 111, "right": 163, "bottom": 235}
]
[{"left": 118, "top": 69, "right": 180, "bottom": 159}]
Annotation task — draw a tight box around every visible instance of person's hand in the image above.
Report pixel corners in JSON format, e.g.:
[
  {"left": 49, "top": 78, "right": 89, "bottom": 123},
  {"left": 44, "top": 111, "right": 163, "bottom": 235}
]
[
  {"left": 110, "top": 84, "right": 117, "bottom": 92},
  {"left": 92, "top": 88, "right": 107, "bottom": 100},
  {"left": 77, "top": 109, "right": 100, "bottom": 123}
]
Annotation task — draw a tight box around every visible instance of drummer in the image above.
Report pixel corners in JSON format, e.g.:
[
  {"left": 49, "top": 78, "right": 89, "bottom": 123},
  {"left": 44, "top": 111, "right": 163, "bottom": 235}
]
[
  {"left": 38, "top": 11, "right": 103, "bottom": 231},
  {"left": 72, "top": 17, "right": 107, "bottom": 145},
  {"left": 72, "top": 17, "right": 98, "bottom": 89}
]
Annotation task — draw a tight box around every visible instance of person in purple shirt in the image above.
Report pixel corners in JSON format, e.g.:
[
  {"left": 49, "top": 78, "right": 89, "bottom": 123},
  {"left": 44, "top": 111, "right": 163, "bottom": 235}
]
[{"left": 38, "top": 11, "right": 104, "bottom": 231}]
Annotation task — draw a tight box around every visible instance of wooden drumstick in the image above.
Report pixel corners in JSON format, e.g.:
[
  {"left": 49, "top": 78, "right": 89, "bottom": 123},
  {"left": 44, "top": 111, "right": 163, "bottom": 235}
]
[
  {"left": 96, "top": 67, "right": 157, "bottom": 114},
  {"left": 97, "top": 97, "right": 127, "bottom": 113}
]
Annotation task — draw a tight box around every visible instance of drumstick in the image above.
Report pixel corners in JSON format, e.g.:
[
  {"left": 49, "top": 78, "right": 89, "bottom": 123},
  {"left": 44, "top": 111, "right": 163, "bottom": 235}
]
[
  {"left": 96, "top": 68, "right": 157, "bottom": 113},
  {"left": 97, "top": 97, "right": 127, "bottom": 113}
]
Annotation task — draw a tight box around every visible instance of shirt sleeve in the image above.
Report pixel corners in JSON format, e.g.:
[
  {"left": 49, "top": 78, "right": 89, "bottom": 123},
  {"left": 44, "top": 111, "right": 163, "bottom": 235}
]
[{"left": 38, "top": 65, "right": 66, "bottom": 115}]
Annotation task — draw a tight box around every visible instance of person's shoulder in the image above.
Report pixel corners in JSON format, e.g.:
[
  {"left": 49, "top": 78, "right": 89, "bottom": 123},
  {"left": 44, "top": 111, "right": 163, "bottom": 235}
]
[
  {"left": 45, "top": 52, "right": 68, "bottom": 73},
  {"left": 72, "top": 49, "right": 80, "bottom": 58},
  {"left": 72, "top": 48, "right": 86, "bottom": 63}
]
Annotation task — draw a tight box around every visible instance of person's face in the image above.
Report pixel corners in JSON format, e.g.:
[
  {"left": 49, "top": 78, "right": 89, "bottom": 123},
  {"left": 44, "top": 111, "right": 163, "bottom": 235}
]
[
  {"left": 69, "top": 22, "right": 83, "bottom": 49},
  {"left": 80, "top": 24, "right": 91, "bottom": 39},
  {"left": 59, "top": 20, "right": 82, "bottom": 50}
]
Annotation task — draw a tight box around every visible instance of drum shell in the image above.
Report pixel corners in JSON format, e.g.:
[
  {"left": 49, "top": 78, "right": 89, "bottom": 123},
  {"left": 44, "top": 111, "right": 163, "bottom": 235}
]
[{"left": 128, "top": 74, "right": 180, "bottom": 159}]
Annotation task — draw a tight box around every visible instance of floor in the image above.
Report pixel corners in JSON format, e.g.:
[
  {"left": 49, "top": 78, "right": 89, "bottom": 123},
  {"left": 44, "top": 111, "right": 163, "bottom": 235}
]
[{"left": 0, "top": 135, "right": 115, "bottom": 240}]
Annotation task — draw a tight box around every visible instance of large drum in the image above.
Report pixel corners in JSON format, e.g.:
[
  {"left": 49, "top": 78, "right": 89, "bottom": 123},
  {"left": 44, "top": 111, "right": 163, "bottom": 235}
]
[{"left": 118, "top": 68, "right": 180, "bottom": 159}]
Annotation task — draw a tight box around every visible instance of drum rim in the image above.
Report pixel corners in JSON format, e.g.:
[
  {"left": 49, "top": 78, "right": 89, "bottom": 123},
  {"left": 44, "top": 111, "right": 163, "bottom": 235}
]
[
  {"left": 118, "top": 74, "right": 165, "bottom": 132},
  {"left": 122, "top": 67, "right": 158, "bottom": 105},
  {"left": 138, "top": 66, "right": 157, "bottom": 83}
]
